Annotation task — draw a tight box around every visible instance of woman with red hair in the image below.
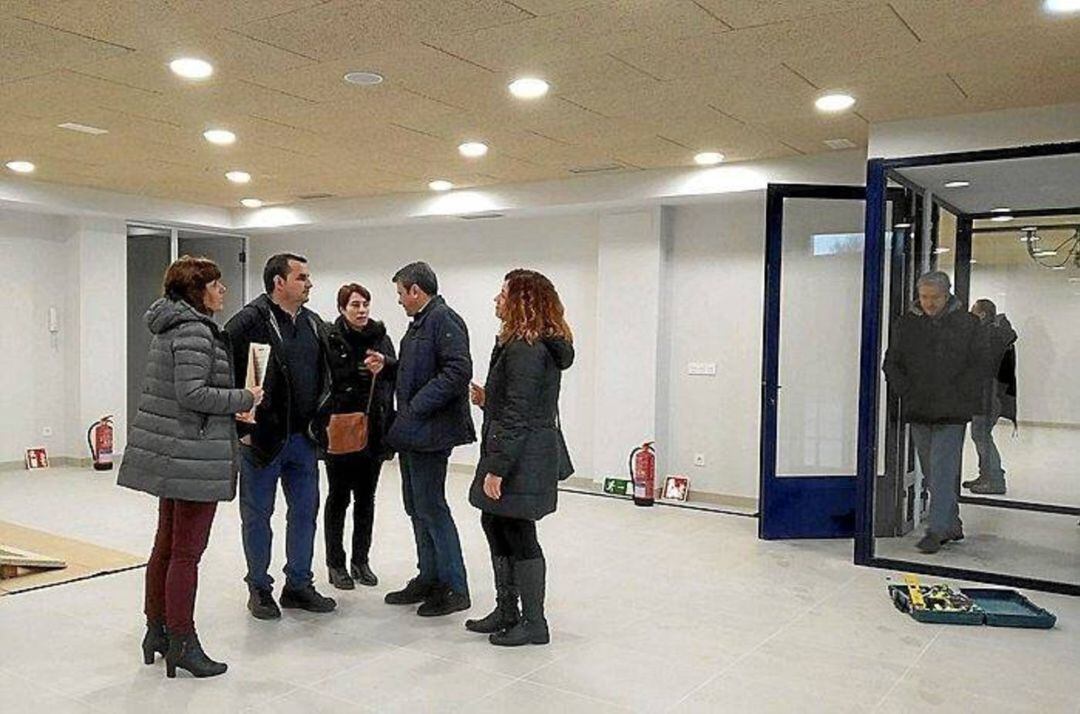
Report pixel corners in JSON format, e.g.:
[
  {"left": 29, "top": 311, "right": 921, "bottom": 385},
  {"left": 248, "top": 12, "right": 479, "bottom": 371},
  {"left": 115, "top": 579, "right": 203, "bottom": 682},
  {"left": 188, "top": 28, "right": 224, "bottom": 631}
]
[{"left": 466, "top": 269, "right": 574, "bottom": 647}]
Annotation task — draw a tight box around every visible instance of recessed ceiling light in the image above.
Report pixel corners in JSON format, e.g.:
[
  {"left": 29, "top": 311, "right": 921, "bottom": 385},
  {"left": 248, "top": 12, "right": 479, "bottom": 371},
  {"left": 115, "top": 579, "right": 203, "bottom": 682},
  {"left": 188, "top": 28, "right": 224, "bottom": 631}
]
[
  {"left": 169, "top": 57, "right": 214, "bottom": 80},
  {"left": 991, "top": 215, "right": 1014, "bottom": 222},
  {"left": 240, "top": 198, "right": 263, "bottom": 208},
  {"left": 694, "top": 152, "right": 725, "bottom": 166},
  {"left": 428, "top": 180, "right": 454, "bottom": 192},
  {"left": 815, "top": 92, "right": 856, "bottom": 112},
  {"left": 203, "top": 129, "right": 236, "bottom": 145},
  {"left": 944, "top": 180, "right": 970, "bottom": 188},
  {"left": 1044, "top": 0, "right": 1080, "bottom": 13},
  {"left": 58, "top": 122, "right": 108, "bottom": 135},
  {"left": 458, "top": 142, "right": 488, "bottom": 158},
  {"left": 5, "top": 160, "right": 35, "bottom": 173},
  {"left": 508, "top": 77, "right": 549, "bottom": 99},
  {"left": 343, "top": 71, "right": 384, "bottom": 86},
  {"left": 225, "top": 170, "right": 251, "bottom": 184}
]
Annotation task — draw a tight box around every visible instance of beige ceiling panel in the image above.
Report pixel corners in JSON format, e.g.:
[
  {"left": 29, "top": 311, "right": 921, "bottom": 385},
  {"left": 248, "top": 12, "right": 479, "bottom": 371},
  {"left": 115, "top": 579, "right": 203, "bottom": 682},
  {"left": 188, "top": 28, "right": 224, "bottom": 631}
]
[
  {"left": 502, "top": 0, "right": 603, "bottom": 15},
  {"left": 640, "top": 112, "right": 797, "bottom": 162},
  {"left": 426, "top": 0, "right": 727, "bottom": 72},
  {"left": 233, "top": 0, "right": 532, "bottom": 63},
  {"left": 789, "top": 19, "right": 1080, "bottom": 89},
  {"left": 0, "top": 16, "right": 130, "bottom": 83},
  {"left": 163, "top": 0, "right": 333, "bottom": 27},
  {"left": 953, "top": 59, "right": 1080, "bottom": 111},
  {"left": 842, "top": 74, "right": 969, "bottom": 123},
  {"left": 72, "top": 29, "right": 318, "bottom": 98},
  {"left": 1, "top": 0, "right": 206, "bottom": 52},
  {"left": 691, "top": 0, "right": 879, "bottom": 28},
  {"left": 887, "top": 0, "right": 1060, "bottom": 42},
  {"left": 752, "top": 114, "right": 868, "bottom": 155},
  {"left": 255, "top": 85, "right": 464, "bottom": 135},
  {"left": 613, "top": 4, "right": 917, "bottom": 83}
]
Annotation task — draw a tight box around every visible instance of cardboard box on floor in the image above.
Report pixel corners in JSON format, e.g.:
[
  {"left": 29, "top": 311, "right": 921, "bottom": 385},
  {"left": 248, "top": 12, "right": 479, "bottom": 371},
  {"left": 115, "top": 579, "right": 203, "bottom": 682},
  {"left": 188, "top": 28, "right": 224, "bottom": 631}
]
[{"left": 0, "top": 520, "right": 144, "bottom": 595}]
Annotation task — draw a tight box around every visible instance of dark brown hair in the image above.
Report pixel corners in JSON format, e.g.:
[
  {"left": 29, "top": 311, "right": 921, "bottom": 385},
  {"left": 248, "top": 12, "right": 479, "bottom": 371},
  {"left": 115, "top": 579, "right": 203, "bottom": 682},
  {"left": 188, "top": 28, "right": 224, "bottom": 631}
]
[
  {"left": 163, "top": 255, "right": 221, "bottom": 315},
  {"left": 336, "top": 282, "right": 372, "bottom": 310},
  {"left": 498, "top": 269, "right": 573, "bottom": 345}
]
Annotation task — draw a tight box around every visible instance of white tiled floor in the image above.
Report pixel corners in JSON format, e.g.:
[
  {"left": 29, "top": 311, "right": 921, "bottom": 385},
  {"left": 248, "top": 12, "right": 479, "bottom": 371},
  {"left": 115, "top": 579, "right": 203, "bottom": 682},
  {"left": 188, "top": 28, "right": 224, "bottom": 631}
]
[{"left": 0, "top": 465, "right": 1077, "bottom": 713}]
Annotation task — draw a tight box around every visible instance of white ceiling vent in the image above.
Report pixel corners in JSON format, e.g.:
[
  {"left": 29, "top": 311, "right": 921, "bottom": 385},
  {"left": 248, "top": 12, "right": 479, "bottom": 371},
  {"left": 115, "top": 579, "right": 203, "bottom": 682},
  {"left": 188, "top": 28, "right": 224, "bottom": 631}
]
[{"left": 824, "top": 138, "right": 857, "bottom": 150}]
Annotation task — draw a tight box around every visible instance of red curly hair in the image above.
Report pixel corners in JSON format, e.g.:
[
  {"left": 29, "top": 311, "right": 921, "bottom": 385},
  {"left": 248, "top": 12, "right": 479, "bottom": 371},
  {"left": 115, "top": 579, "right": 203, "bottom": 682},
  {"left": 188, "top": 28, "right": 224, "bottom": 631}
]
[{"left": 497, "top": 269, "right": 573, "bottom": 345}]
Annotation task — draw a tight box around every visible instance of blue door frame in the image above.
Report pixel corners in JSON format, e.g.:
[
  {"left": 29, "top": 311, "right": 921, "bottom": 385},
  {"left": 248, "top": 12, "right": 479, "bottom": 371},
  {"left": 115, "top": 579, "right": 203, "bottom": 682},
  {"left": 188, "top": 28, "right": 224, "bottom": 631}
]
[{"left": 759, "top": 183, "right": 866, "bottom": 540}]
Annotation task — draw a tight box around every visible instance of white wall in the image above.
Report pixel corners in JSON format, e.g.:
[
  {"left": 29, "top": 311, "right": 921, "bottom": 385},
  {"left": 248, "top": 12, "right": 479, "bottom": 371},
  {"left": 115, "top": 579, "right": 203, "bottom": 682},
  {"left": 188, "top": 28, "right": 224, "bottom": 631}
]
[
  {"left": 868, "top": 102, "right": 1080, "bottom": 159},
  {"left": 0, "top": 211, "right": 127, "bottom": 464},
  {"left": 0, "top": 212, "right": 75, "bottom": 463},
  {"left": 248, "top": 214, "right": 600, "bottom": 477}
]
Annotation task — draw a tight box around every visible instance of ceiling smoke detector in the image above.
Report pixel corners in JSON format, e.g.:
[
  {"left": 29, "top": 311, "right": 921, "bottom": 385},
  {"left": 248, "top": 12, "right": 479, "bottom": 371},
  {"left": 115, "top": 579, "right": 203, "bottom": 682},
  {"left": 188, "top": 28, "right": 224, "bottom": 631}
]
[{"left": 343, "top": 71, "right": 384, "bottom": 86}]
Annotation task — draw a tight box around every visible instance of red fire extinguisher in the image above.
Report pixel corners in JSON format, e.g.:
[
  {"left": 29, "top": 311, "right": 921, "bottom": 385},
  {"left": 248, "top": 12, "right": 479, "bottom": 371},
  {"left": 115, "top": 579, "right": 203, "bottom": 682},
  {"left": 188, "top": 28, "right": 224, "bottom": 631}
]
[
  {"left": 87, "top": 415, "right": 114, "bottom": 471},
  {"left": 629, "top": 441, "right": 655, "bottom": 507}
]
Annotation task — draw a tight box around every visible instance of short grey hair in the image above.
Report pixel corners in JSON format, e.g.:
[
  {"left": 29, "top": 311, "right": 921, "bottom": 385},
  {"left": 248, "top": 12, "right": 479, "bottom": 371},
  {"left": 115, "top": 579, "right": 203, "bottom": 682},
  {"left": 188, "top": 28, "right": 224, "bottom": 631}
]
[{"left": 916, "top": 270, "right": 952, "bottom": 293}]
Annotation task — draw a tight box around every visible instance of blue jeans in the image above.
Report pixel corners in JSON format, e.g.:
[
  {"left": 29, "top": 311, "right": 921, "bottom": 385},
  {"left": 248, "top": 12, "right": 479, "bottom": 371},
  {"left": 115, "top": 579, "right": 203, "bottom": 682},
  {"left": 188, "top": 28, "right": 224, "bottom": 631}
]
[
  {"left": 970, "top": 414, "right": 1006, "bottom": 484},
  {"left": 911, "top": 423, "right": 966, "bottom": 535},
  {"left": 240, "top": 433, "right": 319, "bottom": 592},
  {"left": 400, "top": 450, "right": 468, "bottom": 594}
]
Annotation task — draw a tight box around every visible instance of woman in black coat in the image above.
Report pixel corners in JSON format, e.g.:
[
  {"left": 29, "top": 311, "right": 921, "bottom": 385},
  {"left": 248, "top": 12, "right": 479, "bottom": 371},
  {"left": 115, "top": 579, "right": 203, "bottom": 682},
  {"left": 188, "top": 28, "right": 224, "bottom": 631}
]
[
  {"left": 466, "top": 269, "right": 574, "bottom": 647},
  {"left": 315, "top": 283, "right": 397, "bottom": 590}
]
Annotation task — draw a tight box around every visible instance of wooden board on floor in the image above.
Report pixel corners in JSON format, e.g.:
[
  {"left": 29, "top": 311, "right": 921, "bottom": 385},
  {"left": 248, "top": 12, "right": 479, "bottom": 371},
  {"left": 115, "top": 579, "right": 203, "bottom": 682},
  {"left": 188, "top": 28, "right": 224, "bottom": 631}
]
[{"left": 0, "top": 520, "right": 144, "bottom": 595}]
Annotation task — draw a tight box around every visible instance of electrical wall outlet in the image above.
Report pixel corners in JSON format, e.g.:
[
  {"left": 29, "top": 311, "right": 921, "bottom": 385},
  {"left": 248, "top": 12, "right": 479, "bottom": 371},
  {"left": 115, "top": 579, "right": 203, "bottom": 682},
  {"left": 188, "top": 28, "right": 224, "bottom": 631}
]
[
  {"left": 693, "top": 453, "right": 706, "bottom": 467},
  {"left": 42, "top": 426, "right": 53, "bottom": 437},
  {"left": 687, "top": 362, "right": 717, "bottom": 376}
]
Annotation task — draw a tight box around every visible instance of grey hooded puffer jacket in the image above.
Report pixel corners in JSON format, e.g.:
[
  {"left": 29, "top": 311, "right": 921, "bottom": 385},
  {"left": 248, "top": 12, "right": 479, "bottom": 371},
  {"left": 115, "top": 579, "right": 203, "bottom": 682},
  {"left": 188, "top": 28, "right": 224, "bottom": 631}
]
[{"left": 118, "top": 298, "right": 255, "bottom": 502}]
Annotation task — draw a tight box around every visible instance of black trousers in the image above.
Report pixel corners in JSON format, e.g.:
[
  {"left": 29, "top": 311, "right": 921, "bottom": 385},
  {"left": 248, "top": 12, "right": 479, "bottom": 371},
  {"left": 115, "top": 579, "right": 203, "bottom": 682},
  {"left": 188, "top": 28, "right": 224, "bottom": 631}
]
[
  {"left": 481, "top": 512, "right": 543, "bottom": 560},
  {"left": 324, "top": 450, "right": 382, "bottom": 568}
]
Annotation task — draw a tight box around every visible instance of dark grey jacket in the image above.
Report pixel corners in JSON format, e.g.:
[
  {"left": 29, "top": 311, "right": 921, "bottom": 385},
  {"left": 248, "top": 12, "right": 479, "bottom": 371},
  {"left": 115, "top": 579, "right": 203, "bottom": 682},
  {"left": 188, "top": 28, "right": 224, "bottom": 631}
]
[
  {"left": 119, "top": 298, "right": 254, "bottom": 502},
  {"left": 469, "top": 337, "right": 574, "bottom": 521}
]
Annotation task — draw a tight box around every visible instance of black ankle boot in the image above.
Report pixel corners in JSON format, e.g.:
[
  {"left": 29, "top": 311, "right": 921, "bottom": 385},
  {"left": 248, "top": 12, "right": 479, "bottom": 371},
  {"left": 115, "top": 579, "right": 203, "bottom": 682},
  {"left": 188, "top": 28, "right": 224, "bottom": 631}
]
[
  {"left": 466, "top": 556, "right": 519, "bottom": 634},
  {"left": 490, "top": 557, "right": 549, "bottom": 647},
  {"left": 165, "top": 632, "right": 228, "bottom": 678},
  {"left": 142, "top": 620, "right": 168, "bottom": 665}
]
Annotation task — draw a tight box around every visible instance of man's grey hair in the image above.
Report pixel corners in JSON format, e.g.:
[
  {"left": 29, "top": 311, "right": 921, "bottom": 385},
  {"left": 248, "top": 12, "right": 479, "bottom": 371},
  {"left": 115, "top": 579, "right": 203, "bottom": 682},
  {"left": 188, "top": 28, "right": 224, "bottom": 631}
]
[{"left": 916, "top": 270, "right": 952, "bottom": 293}]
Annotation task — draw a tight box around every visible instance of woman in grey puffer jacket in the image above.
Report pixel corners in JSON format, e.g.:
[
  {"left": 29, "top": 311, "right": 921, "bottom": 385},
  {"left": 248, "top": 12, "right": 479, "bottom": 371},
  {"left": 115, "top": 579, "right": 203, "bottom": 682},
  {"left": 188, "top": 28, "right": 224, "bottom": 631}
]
[{"left": 119, "top": 256, "right": 262, "bottom": 679}]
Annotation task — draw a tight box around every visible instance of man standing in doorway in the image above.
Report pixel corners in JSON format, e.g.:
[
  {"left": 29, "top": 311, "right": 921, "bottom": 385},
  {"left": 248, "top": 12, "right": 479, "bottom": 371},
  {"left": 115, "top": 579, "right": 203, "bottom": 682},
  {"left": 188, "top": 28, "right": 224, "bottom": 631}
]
[
  {"left": 380, "top": 261, "right": 475, "bottom": 616},
  {"left": 963, "top": 298, "right": 1018, "bottom": 496},
  {"left": 884, "top": 271, "right": 986, "bottom": 554},
  {"left": 225, "top": 253, "right": 337, "bottom": 619}
]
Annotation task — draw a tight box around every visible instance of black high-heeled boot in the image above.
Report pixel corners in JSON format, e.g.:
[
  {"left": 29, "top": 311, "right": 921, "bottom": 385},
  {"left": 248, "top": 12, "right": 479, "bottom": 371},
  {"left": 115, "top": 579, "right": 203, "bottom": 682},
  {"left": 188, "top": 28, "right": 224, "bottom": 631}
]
[
  {"left": 142, "top": 620, "right": 168, "bottom": 665},
  {"left": 165, "top": 632, "right": 228, "bottom": 678}
]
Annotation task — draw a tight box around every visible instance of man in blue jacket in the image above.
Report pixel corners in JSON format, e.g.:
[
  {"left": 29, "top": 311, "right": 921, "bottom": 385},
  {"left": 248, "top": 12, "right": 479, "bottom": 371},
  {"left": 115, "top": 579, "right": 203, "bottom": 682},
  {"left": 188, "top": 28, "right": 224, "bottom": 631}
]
[{"left": 379, "top": 262, "right": 475, "bottom": 616}]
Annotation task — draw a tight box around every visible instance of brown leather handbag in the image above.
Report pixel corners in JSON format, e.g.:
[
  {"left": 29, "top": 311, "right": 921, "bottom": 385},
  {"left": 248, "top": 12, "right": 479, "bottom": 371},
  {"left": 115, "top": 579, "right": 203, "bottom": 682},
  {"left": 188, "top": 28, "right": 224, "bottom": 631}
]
[{"left": 326, "top": 375, "right": 377, "bottom": 455}]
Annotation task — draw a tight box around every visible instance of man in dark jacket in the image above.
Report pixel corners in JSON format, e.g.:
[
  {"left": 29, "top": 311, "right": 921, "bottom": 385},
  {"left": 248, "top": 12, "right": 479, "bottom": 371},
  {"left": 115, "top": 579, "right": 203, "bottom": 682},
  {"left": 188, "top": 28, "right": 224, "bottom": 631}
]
[
  {"left": 224, "top": 253, "right": 336, "bottom": 619},
  {"left": 381, "top": 261, "right": 476, "bottom": 617},
  {"left": 883, "top": 271, "right": 986, "bottom": 554},
  {"left": 963, "top": 299, "right": 1018, "bottom": 496}
]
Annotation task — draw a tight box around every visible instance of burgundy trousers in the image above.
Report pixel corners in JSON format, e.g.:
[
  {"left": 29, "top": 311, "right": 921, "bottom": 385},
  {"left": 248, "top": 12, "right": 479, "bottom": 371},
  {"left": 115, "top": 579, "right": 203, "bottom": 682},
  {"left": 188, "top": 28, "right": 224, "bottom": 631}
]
[{"left": 143, "top": 498, "right": 217, "bottom": 635}]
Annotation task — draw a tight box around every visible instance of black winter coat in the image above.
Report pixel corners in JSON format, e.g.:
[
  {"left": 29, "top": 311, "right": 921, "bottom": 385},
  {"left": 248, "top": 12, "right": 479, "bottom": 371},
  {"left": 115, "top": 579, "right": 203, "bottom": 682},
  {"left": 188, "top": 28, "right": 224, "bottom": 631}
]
[
  {"left": 469, "top": 337, "right": 575, "bottom": 521},
  {"left": 119, "top": 298, "right": 254, "bottom": 502},
  {"left": 883, "top": 297, "right": 986, "bottom": 425},
  {"left": 387, "top": 295, "right": 476, "bottom": 453},
  {"left": 223, "top": 295, "right": 331, "bottom": 467},
  {"left": 313, "top": 317, "right": 398, "bottom": 461},
  {"left": 977, "top": 313, "right": 1018, "bottom": 424}
]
